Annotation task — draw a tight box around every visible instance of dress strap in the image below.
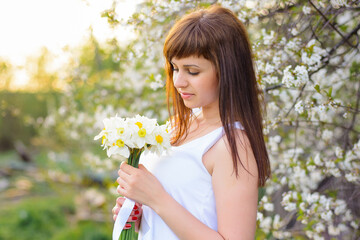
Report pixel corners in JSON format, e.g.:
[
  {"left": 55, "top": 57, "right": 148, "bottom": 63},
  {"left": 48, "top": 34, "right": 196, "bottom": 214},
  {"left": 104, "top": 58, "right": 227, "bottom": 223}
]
[
  {"left": 198, "top": 122, "right": 244, "bottom": 155},
  {"left": 199, "top": 127, "right": 225, "bottom": 155}
]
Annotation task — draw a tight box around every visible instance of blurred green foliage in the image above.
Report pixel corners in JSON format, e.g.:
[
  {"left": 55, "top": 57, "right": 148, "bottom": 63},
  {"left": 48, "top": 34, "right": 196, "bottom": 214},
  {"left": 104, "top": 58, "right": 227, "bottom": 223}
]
[
  {"left": 0, "top": 151, "right": 114, "bottom": 240},
  {"left": 0, "top": 196, "right": 111, "bottom": 240},
  {"left": 0, "top": 91, "right": 60, "bottom": 150}
]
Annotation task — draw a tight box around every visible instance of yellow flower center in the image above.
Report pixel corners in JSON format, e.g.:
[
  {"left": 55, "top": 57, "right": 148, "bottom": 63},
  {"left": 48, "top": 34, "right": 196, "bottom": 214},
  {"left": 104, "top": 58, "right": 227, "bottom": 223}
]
[
  {"left": 135, "top": 122, "right": 143, "bottom": 129},
  {"left": 155, "top": 135, "right": 163, "bottom": 144},
  {"left": 102, "top": 136, "right": 106, "bottom": 144},
  {"left": 116, "top": 139, "right": 125, "bottom": 148},
  {"left": 138, "top": 128, "right": 146, "bottom": 137},
  {"left": 117, "top": 127, "right": 125, "bottom": 135}
]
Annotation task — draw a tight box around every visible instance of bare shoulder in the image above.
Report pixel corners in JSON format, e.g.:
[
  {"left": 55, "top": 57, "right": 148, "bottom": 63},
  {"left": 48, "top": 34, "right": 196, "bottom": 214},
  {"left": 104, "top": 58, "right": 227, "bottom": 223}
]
[
  {"left": 208, "top": 129, "right": 259, "bottom": 239},
  {"left": 209, "top": 128, "right": 259, "bottom": 181}
]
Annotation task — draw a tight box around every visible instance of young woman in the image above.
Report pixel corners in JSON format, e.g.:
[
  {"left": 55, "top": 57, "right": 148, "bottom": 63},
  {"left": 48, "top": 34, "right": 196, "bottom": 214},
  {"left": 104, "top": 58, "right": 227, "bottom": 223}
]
[{"left": 113, "top": 5, "right": 270, "bottom": 240}]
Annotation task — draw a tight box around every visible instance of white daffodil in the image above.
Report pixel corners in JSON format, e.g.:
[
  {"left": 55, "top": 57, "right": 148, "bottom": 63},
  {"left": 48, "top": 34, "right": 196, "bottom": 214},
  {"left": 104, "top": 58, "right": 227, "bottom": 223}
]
[
  {"left": 127, "top": 115, "right": 157, "bottom": 148},
  {"left": 107, "top": 138, "right": 130, "bottom": 158},
  {"left": 149, "top": 124, "right": 171, "bottom": 155},
  {"left": 94, "top": 114, "right": 171, "bottom": 160},
  {"left": 94, "top": 128, "right": 108, "bottom": 147}
]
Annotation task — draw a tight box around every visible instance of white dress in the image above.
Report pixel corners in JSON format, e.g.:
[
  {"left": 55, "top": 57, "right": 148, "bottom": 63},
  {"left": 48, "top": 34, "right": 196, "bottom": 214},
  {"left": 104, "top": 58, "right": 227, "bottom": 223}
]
[{"left": 138, "top": 124, "right": 242, "bottom": 240}]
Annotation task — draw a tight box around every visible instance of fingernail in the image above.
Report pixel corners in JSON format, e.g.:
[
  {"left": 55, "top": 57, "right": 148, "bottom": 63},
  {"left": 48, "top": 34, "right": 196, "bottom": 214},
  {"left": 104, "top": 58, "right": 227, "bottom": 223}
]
[
  {"left": 134, "top": 205, "right": 138, "bottom": 210},
  {"left": 134, "top": 210, "right": 140, "bottom": 215},
  {"left": 125, "top": 224, "right": 131, "bottom": 228},
  {"left": 132, "top": 216, "right": 138, "bottom": 220}
]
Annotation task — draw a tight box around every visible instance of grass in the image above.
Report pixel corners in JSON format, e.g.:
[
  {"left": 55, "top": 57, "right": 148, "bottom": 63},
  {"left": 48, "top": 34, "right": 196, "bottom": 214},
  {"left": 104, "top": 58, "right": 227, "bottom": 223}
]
[{"left": 0, "top": 150, "right": 114, "bottom": 240}]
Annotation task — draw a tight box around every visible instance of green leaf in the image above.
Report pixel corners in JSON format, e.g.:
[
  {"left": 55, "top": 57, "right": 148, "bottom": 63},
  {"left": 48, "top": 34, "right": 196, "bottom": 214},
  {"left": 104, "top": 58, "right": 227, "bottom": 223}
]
[
  {"left": 314, "top": 84, "right": 320, "bottom": 93},
  {"left": 327, "top": 87, "right": 333, "bottom": 98}
]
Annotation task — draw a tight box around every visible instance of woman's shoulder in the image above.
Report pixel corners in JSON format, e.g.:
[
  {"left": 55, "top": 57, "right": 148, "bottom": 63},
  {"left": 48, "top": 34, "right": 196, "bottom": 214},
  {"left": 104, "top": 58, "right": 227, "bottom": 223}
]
[{"left": 210, "top": 127, "right": 258, "bottom": 179}]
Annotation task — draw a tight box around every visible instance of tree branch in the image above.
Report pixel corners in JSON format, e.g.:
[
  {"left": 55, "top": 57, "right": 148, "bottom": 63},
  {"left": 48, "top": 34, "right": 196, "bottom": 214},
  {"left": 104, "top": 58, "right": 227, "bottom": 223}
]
[
  {"left": 326, "top": 23, "right": 360, "bottom": 58},
  {"left": 342, "top": 79, "right": 360, "bottom": 151},
  {"left": 309, "top": 0, "right": 356, "bottom": 48}
]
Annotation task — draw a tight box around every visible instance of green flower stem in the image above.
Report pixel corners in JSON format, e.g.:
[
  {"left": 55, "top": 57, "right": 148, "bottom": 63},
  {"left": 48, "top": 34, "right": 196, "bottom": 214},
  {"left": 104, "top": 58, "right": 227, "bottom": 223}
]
[{"left": 119, "top": 148, "right": 144, "bottom": 240}]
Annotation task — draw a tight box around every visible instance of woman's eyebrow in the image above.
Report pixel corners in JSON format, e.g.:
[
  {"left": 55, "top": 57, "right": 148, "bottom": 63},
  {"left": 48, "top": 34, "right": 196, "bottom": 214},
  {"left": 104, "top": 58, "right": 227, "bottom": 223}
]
[
  {"left": 183, "top": 64, "right": 200, "bottom": 68},
  {"left": 170, "top": 61, "right": 200, "bottom": 68}
]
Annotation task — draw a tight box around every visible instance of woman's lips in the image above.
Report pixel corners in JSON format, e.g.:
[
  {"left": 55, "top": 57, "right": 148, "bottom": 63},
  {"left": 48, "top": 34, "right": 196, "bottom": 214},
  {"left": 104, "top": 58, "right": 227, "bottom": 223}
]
[{"left": 180, "top": 92, "right": 194, "bottom": 99}]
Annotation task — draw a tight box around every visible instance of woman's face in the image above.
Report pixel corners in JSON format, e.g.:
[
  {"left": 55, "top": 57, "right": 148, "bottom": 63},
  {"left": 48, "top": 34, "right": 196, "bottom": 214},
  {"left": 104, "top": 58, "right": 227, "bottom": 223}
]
[{"left": 171, "top": 55, "right": 219, "bottom": 110}]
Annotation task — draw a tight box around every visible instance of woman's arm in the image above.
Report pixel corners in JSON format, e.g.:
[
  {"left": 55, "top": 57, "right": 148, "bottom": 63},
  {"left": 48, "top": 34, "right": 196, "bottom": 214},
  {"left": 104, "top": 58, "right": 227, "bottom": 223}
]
[
  {"left": 117, "top": 163, "right": 224, "bottom": 239},
  {"left": 210, "top": 131, "right": 259, "bottom": 239},
  {"left": 116, "top": 130, "right": 259, "bottom": 240}
]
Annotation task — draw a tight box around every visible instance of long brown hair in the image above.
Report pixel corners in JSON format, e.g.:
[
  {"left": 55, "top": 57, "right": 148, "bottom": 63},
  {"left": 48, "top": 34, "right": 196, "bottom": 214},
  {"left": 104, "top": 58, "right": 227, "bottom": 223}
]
[{"left": 163, "top": 5, "right": 270, "bottom": 187}]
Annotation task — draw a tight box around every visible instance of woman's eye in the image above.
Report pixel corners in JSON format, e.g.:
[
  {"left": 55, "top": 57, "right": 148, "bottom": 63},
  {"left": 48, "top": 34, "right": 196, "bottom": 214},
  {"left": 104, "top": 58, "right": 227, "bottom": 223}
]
[{"left": 188, "top": 71, "right": 199, "bottom": 76}]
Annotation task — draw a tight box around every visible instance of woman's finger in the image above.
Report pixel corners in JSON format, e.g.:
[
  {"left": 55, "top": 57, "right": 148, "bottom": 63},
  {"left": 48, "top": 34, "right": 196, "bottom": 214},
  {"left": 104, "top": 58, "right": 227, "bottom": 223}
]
[
  {"left": 112, "top": 206, "right": 120, "bottom": 215},
  {"left": 117, "top": 176, "right": 130, "bottom": 193},
  {"left": 114, "top": 206, "right": 139, "bottom": 222},
  {"left": 116, "top": 196, "right": 125, "bottom": 206},
  {"left": 117, "top": 185, "right": 127, "bottom": 196},
  {"left": 119, "top": 162, "right": 134, "bottom": 175},
  {"left": 130, "top": 208, "right": 141, "bottom": 217},
  {"left": 117, "top": 169, "right": 131, "bottom": 181},
  {"left": 126, "top": 215, "right": 138, "bottom": 222},
  {"left": 124, "top": 223, "right": 132, "bottom": 229}
]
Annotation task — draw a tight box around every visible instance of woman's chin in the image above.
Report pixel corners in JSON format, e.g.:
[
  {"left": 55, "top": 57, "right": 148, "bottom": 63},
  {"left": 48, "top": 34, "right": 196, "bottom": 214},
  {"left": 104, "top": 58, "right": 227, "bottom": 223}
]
[{"left": 183, "top": 102, "right": 199, "bottom": 109}]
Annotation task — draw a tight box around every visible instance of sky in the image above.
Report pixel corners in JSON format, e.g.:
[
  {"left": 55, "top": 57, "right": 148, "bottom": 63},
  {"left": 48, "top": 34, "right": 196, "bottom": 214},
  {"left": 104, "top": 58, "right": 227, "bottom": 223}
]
[{"left": 0, "top": 0, "right": 141, "bottom": 88}]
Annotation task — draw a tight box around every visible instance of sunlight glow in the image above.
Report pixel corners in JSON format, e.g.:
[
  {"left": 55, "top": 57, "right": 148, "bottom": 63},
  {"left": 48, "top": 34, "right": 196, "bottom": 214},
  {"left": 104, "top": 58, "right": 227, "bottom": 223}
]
[{"left": 0, "top": 0, "right": 141, "bottom": 90}]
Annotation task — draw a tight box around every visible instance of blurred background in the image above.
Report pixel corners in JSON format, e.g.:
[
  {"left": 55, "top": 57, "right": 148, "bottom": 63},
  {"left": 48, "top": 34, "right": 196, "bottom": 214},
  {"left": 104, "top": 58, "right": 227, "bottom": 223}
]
[
  {"left": 0, "top": 0, "right": 148, "bottom": 239},
  {"left": 0, "top": 0, "right": 359, "bottom": 239}
]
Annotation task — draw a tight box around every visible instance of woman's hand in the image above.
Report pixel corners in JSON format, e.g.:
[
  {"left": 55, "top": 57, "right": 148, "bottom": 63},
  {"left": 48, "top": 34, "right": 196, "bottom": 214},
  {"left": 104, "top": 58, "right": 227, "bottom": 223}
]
[
  {"left": 112, "top": 196, "right": 142, "bottom": 231},
  {"left": 116, "top": 163, "right": 166, "bottom": 211}
]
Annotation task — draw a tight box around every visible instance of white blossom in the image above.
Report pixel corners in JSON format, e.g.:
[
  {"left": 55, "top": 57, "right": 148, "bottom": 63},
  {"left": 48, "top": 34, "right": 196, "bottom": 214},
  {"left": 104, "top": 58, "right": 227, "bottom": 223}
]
[
  {"left": 313, "top": 234, "right": 325, "bottom": 240},
  {"left": 345, "top": 173, "right": 358, "bottom": 182},
  {"left": 268, "top": 135, "right": 281, "bottom": 151},
  {"left": 334, "top": 200, "right": 347, "bottom": 215},
  {"left": 259, "top": 216, "right": 272, "bottom": 233},
  {"left": 263, "top": 75, "right": 279, "bottom": 84},
  {"left": 328, "top": 224, "right": 340, "bottom": 236},
  {"left": 265, "top": 62, "right": 275, "bottom": 74},
  {"left": 264, "top": 203, "right": 274, "bottom": 212},
  {"left": 250, "top": 15, "right": 259, "bottom": 24},
  {"left": 314, "top": 153, "right": 323, "bottom": 166},
  {"left": 257, "top": 211, "right": 264, "bottom": 221},
  {"left": 273, "top": 214, "right": 281, "bottom": 229},
  {"left": 291, "top": 28, "right": 299, "bottom": 36},
  {"left": 331, "top": 0, "right": 348, "bottom": 8},
  {"left": 282, "top": 65, "right": 295, "bottom": 87},
  {"left": 322, "top": 129, "right": 333, "bottom": 142},
  {"left": 303, "top": 6, "right": 311, "bottom": 15},
  {"left": 350, "top": 221, "right": 358, "bottom": 229},
  {"left": 294, "top": 65, "right": 309, "bottom": 84},
  {"left": 335, "top": 146, "right": 344, "bottom": 158},
  {"left": 150, "top": 74, "right": 164, "bottom": 90},
  {"left": 284, "top": 38, "right": 302, "bottom": 54},
  {"left": 262, "top": 29, "right": 275, "bottom": 45},
  {"left": 320, "top": 210, "right": 333, "bottom": 222},
  {"left": 295, "top": 100, "right": 304, "bottom": 114},
  {"left": 284, "top": 202, "right": 297, "bottom": 212},
  {"left": 301, "top": 47, "right": 326, "bottom": 71},
  {"left": 282, "top": 65, "right": 309, "bottom": 87}
]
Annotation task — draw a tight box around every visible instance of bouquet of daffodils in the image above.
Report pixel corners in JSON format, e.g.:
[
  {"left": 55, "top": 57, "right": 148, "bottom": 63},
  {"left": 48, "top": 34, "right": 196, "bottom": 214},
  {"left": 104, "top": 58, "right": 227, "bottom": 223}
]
[{"left": 94, "top": 114, "right": 170, "bottom": 240}]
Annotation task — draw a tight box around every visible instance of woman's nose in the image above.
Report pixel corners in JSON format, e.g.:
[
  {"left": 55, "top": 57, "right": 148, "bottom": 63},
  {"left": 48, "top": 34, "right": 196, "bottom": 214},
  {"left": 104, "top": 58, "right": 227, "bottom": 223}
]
[{"left": 173, "top": 71, "right": 188, "bottom": 89}]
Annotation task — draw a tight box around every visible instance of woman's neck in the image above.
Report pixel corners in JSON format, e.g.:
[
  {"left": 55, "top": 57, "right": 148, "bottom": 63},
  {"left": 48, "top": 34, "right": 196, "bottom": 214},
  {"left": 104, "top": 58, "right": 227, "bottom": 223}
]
[{"left": 194, "top": 105, "right": 221, "bottom": 127}]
